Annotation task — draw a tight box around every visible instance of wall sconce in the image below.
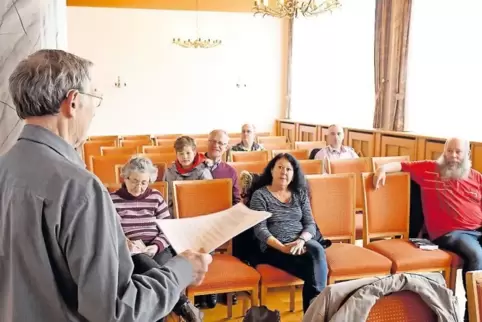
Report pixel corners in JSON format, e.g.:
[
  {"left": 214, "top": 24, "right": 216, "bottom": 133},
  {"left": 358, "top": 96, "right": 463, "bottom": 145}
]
[{"left": 114, "top": 76, "right": 127, "bottom": 88}]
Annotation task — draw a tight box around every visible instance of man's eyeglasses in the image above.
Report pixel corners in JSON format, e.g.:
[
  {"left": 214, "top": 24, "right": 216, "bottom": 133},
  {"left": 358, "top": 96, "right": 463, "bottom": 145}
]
[
  {"left": 208, "top": 139, "right": 228, "bottom": 147},
  {"left": 79, "top": 91, "right": 103, "bottom": 107}
]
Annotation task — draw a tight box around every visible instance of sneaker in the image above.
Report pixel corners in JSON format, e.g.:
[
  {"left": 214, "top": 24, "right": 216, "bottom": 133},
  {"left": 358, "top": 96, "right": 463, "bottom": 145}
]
[{"left": 177, "top": 301, "right": 204, "bottom": 322}]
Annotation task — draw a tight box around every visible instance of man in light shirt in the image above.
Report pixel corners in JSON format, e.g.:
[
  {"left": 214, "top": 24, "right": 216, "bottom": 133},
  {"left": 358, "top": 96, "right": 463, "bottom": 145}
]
[{"left": 314, "top": 124, "right": 358, "bottom": 173}]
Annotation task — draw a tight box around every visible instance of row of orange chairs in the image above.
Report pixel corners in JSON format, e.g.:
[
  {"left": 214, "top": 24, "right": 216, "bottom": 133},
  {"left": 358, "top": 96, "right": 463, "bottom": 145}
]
[{"left": 104, "top": 173, "right": 456, "bottom": 317}]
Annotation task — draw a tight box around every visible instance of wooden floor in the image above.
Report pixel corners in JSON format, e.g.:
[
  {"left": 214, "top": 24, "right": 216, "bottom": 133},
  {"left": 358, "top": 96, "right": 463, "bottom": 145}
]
[{"left": 201, "top": 288, "right": 303, "bottom": 322}]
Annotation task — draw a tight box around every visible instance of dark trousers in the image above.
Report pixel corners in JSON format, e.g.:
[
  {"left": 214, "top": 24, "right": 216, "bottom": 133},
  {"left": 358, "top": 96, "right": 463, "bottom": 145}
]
[
  {"left": 260, "top": 239, "right": 328, "bottom": 312},
  {"left": 433, "top": 229, "right": 482, "bottom": 320},
  {"left": 132, "top": 247, "right": 189, "bottom": 316}
]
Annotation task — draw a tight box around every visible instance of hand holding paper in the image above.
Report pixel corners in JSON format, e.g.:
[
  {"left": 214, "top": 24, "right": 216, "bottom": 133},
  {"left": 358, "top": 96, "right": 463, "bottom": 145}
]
[{"left": 156, "top": 203, "right": 271, "bottom": 254}]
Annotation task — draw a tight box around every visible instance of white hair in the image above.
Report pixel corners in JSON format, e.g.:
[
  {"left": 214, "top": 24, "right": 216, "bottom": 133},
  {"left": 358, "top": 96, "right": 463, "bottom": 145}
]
[
  {"left": 9, "top": 49, "right": 93, "bottom": 119},
  {"left": 121, "top": 155, "right": 158, "bottom": 183}
]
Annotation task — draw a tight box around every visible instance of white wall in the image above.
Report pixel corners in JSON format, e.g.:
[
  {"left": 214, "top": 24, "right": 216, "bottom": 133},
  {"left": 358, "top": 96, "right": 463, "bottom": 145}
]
[{"left": 67, "top": 7, "right": 283, "bottom": 136}]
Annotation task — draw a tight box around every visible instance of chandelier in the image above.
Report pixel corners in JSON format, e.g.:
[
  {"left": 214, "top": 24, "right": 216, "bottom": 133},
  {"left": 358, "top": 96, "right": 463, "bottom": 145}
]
[
  {"left": 172, "top": 38, "right": 221, "bottom": 49},
  {"left": 172, "top": 0, "right": 222, "bottom": 49},
  {"left": 253, "top": 0, "right": 341, "bottom": 18}
]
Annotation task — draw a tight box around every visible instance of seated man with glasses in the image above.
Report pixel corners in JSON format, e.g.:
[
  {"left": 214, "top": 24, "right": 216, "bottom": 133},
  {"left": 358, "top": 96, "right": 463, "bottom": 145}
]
[{"left": 110, "top": 155, "right": 203, "bottom": 322}]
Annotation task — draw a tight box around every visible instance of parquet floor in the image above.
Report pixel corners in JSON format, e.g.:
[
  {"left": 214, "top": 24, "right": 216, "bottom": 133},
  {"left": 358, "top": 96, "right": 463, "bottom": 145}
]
[{"left": 201, "top": 287, "right": 303, "bottom": 322}]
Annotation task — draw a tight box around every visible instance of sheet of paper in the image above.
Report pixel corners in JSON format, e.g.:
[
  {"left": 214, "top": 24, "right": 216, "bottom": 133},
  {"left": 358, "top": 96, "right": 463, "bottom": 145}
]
[{"left": 156, "top": 203, "right": 271, "bottom": 254}]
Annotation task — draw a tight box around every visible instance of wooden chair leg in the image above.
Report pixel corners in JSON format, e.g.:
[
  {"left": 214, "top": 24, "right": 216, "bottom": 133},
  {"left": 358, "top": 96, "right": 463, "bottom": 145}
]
[
  {"left": 289, "top": 285, "right": 296, "bottom": 312},
  {"left": 448, "top": 267, "right": 459, "bottom": 292},
  {"left": 260, "top": 285, "right": 268, "bottom": 306},
  {"left": 251, "top": 287, "right": 259, "bottom": 307},
  {"left": 443, "top": 267, "right": 452, "bottom": 290},
  {"left": 227, "top": 292, "right": 233, "bottom": 319}
]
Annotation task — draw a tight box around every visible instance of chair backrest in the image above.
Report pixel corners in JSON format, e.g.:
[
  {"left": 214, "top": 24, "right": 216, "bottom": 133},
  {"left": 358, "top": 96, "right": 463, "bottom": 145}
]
[
  {"left": 82, "top": 140, "right": 116, "bottom": 166},
  {"left": 299, "top": 160, "right": 323, "bottom": 175},
  {"left": 232, "top": 150, "right": 270, "bottom": 162},
  {"left": 115, "top": 162, "right": 167, "bottom": 183},
  {"left": 156, "top": 139, "right": 176, "bottom": 147},
  {"left": 121, "top": 134, "right": 151, "bottom": 141},
  {"left": 101, "top": 146, "right": 137, "bottom": 156},
  {"left": 361, "top": 172, "right": 410, "bottom": 245},
  {"left": 258, "top": 136, "right": 287, "bottom": 145},
  {"left": 306, "top": 174, "right": 356, "bottom": 243},
  {"left": 467, "top": 270, "right": 482, "bottom": 322},
  {"left": 120, "top": 139, "right": 153, "bottom": 151},
  {"left": 372, "top": 155, "right": 410, "bottom": 170},
  {"left": 88, "top": 135, "right": 118, "bottom": 142},
  {"left": 272, "top": 149, "right": 309, "bottom": 160},
  {"left": 329, "top": 157, "right": 373, "bottom": 210},
  {"left": 366, "top": 291, "right": 437, "bottom": 322},
  {"left": 227, "top": 161, "right": 267, "bottom": 177},
  {"left": 172, "top": 179, "right": 233, "bottom": 219},
  {"left": 263, "top": 142, "right": 292, "bottom": 150},
  {"left": 104, "top": 182, "right": 168, "bottom": 204},
  {"left": 294, "top": 141, "right": 326, "bottom": 154},
  {"left": 143, "top": 146, "right": 174, "bottom": 154},
  {"left": 154, "top": 134, "right": 182, "bottom": 140}
]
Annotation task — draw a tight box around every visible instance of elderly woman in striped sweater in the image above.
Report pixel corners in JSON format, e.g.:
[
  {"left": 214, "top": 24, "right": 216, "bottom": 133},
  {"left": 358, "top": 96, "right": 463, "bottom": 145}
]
[{"left": 110, "top": 155, "right": 203, "bottom": 322}]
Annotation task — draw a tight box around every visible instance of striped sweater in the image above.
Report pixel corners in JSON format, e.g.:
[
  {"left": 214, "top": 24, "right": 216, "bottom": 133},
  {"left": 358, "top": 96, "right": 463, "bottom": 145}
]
[
  {"left": 249, "top": 186, "right": 316, "bottom": 252},
  {"left": 110, "top": 186, "right": 171, "bottom": 253}
]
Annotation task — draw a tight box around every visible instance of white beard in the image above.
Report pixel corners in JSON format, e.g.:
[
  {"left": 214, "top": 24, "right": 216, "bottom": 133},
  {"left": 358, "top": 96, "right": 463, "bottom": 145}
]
[{"left": 436, "top": 155, "right": 471, "bottom": 180}]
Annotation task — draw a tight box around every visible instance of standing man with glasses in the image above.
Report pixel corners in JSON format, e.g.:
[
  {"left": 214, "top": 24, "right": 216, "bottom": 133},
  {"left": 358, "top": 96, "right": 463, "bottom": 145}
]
[{"left": 0, "top": 49, "right": 212, "bottom": 322}]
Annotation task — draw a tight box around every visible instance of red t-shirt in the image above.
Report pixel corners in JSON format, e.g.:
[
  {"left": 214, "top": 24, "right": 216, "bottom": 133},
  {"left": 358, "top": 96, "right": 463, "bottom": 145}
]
[{"left": 401, "top": 161, "right": 482, "bottom": 239}]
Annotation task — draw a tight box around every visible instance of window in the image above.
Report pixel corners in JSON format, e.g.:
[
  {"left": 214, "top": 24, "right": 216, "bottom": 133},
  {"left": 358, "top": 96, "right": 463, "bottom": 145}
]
[
  {"left": 405, "top": 0, "right": 482, "bottom": 139},
  {"left": 290, "top": 0, "right": 376, "bottom": 128}
]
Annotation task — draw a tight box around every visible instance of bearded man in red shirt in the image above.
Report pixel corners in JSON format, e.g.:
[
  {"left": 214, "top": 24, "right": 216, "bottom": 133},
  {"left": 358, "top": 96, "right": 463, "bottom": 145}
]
[{"left": 373, "top": 137, "right": 482, "bottom": 322}]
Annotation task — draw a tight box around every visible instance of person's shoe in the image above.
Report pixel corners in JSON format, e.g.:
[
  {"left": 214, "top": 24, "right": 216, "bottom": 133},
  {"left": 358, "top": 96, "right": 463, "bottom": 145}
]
[{"left": 177, "top": 301, "right": 204, "bottom": 322}]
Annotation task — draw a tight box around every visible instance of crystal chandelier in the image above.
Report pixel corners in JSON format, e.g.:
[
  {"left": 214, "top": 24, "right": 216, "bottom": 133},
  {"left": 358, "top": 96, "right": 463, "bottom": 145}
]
[
  {"left": 172, "top": 38, "right": 221, "bottom": 49},
  {"left": 172, "top": 0, "right": 222, "bottom": 49},
  {"left": 253, "top": 0, "right": 341, "bottom": 18}
]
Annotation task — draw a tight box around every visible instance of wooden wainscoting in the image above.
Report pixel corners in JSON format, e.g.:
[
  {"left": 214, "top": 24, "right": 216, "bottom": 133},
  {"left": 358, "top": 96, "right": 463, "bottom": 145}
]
[
  {"left": 347, "top": 131, "right": 375, "bottom": 157},
  {"left": 276, "top": 119, "right": 482, "bottom": 171},
  {"left": 298, "top": 124, "right": 319, "bottom": 141},
  {"left": 419, "top": 139, "right": 445, "bottom": 160},
  {"left": 380, "top": 134, "right": 417, "bottom": 160},
  {"left": 279, "top": 122, "right": 297, "bottom": 143}
]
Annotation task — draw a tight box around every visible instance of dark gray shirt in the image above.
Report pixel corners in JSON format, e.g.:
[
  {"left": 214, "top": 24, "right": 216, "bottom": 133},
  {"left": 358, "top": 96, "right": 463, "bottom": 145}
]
[
  {"left": 249, "top": 186, "right": 316, "bottom": 251},
  {"left": 0, "top": 125, "right": 193, "bottom": 322}
]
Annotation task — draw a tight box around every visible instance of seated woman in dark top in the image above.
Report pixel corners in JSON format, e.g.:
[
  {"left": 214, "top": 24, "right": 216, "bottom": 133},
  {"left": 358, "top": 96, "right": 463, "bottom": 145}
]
[{"left": 248, "top": 153, "right": 328, "bottom": 313}]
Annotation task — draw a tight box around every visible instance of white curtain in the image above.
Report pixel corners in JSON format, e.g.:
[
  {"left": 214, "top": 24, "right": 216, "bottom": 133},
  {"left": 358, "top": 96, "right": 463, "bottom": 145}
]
[
  {"left": 405, "top": 0, "right": 482, "bottom": 139},
  {"left": 290, "top": 0, "right": 376, "bottom": 128}
]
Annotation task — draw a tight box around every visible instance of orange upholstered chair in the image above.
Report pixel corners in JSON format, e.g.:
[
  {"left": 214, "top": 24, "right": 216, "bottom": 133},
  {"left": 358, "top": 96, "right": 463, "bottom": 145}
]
[
  {"left": 467, "top": 270, "right": 482, "bottom": 322},
  {"left": 154, "top": 134, "right": 182, "bottom": 140},
  {"left": 121, "top": 134, "right": 151, "bottom": 141},
  {"left": 105, "top": 181, "right": 168, "bottom": 204},
  {"left": 101, "top": 146, "right": 137, "bottom": 156},
  {"left": 272, "top": 149, "right": 309, "bottom": 160},
  {"left": 232, "top": 151, "right": 270, "bottom": 162},
  {"left": 114, "top": 162, "right": 167, "bottom": 183},
  {"left": 227, "top": 161, "right": 267, "bottom": 177},
  {"left": 257, "top": 136, "right": 287, "bottom": 145},
  {"left": 88, "top": 135, "right": 118, "bottom": 142},
  {"left": 361, "top": 173, "right": 452, "bottom": 283},
  {"left": 156, "top": 139, "right": 176, "bottom": 147},
  {"left": 299, "top": 160, "right": 323, "bottom": 175},
  {"left": 366, "top": 291, "right": 437, "bottom": 321},
  {"left": 328, "top": 157, "right": 373, "bottom": 240},
  {"left": 143, "top": 146, "right": 174, "bottom": 154},
  {"left": 294, "top": 141, "right": 326, "bottom": 154},
  {"left": 120, "top": 139, "right": 153, "bottom": 151},
  {"left": 91, "top": 154, "right": 173, "bottom": 184},
  {"left": 371, "top": 155, "right": 410, "bottom": 170},
  {"left": 82, "top": 140, "right": 116, "bottom": 167},
  {"left": 172, "top": 179, "right": 260, "bottom": 319},
  {"left": 306, "top": 174, "right": 392, "bottom": 285}
]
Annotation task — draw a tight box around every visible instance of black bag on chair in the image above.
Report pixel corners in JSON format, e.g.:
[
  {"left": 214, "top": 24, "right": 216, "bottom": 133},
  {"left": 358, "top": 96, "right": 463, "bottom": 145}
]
[{"left": 243, "top": 306, "right": 280, "bottom": 322}]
